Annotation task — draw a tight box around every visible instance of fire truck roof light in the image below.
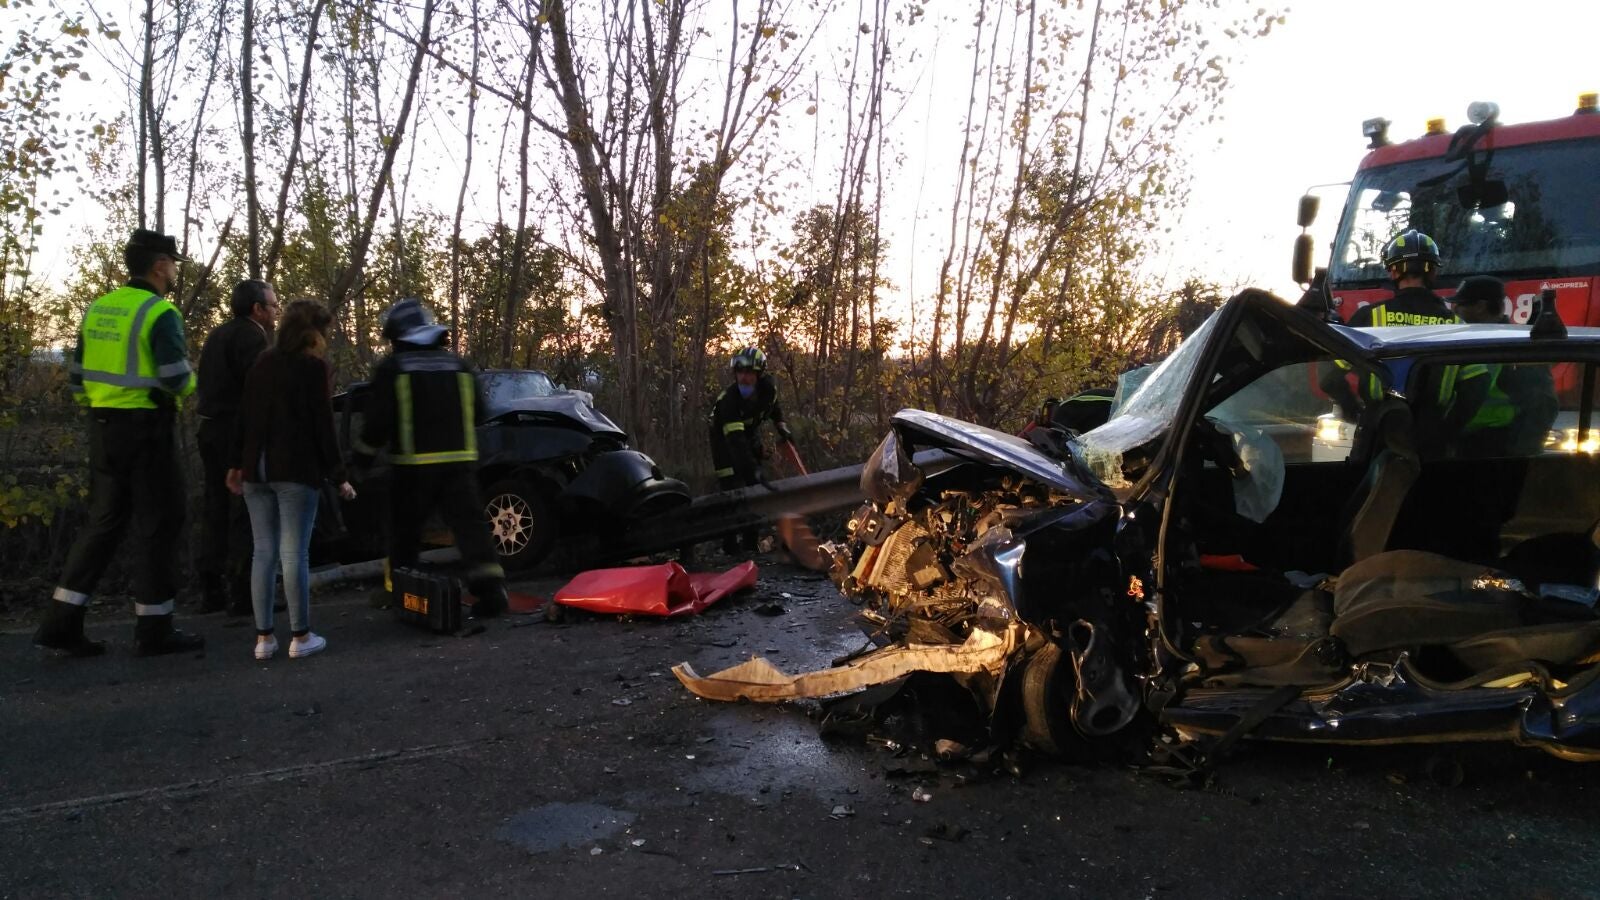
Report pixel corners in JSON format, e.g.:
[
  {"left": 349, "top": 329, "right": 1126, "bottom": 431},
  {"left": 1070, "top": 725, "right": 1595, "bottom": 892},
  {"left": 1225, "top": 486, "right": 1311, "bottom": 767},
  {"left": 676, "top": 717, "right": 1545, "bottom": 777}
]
[
  {"left": 1425, "top": 117, "right": 1447, "bottom": 135},
  {"left": 1467, "top": 101, "right": 1499, "bottom": 125},
  {"left": 1578, "top": 92, "right": 1598, "bottom": 115},
  {"left": 1362, "top": 117, "right": 1390, "bottom": 149}
]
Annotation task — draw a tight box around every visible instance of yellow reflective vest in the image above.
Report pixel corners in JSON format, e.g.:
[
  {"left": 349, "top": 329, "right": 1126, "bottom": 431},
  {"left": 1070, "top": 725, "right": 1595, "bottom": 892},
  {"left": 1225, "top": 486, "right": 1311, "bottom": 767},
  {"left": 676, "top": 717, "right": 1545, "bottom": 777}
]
[{"left": 73, "top": 285, "right": 196, "bottom": 409}]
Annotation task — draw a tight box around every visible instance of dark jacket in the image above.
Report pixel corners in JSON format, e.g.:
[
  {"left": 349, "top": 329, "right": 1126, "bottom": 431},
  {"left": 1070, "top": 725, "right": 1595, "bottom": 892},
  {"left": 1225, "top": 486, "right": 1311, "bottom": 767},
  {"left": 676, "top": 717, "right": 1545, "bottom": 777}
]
[
  {"left": 708, "top": 373, "right": 785, "bottom": 481},
  {"left": 233, "top": 349, "right": 346, "bottom": 487},
  {"left": 353, "top": 345, "right": 486, "bottom": 467},
  {"left": 197, "top": 314, "right": 270, "bottom": 420},
  {"left": 1346, "top": 287, "right": 1459, "bottom": 327}
]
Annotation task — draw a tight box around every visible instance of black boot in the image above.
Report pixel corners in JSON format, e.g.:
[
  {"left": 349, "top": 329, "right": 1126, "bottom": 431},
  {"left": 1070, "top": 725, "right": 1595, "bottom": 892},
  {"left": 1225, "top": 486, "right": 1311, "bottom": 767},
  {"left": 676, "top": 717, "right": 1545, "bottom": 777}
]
[
  {"left": 471, "top": 583, "right": 508, "bottom": 619},
  {"left": 134, "top": 615, "right": 205, "bottom": 657},
  {"left": 226, "top": 570, "right": 252, "bottom": 616},
  {"left": 33, "top": 601, "right": 106, "bottom": 658},
  {"left": 198, "top": 574, "right": 229, "bottom": 613}
]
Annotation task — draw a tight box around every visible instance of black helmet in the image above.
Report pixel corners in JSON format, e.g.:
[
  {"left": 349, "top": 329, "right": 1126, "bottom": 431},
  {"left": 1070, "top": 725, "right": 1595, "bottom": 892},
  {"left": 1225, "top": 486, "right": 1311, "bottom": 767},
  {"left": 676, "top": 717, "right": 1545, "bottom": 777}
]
[
  {"left": 1381, "top": 229, "right": 1442, "bottom": 283},
  {"left": 381, "top": 298, "right": 448, "bottom": 345},
  {"left": 730, "top": 346, "right": 767, "bottom": 373}
]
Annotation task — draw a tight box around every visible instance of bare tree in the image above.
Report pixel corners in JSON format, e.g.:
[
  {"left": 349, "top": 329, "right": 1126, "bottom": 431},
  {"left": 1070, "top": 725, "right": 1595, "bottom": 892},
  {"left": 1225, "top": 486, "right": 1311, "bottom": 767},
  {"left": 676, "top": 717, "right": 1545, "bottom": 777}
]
[
  {"left": 326, "top": 0, "right": 436, "bottom": 315},
  {"left": 240, "top": 0, "right": 262, "bottom": 276},
  {"left": 535, "top": 0, "right": 825, "bottom": 456}
]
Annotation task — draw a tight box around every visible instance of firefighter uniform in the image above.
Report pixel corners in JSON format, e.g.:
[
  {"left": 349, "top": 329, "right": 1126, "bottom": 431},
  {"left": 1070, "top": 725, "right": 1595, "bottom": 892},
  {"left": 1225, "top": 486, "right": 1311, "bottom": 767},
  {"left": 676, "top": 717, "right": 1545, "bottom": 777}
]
[
  {"left": 708, "top": 372, "right": 787, "bottom": 491},
  {"left": 353, "top": 301, "right": 507, "bottom": 617},
  {"left": 35, "top": 230, "right": 204, "bottom": 657},
  {"left": 1323, "top": 287, "right": 1491, "bottom": 447},
  {"left": 708, "top": 370, "right": 787, "bottom": 554}
]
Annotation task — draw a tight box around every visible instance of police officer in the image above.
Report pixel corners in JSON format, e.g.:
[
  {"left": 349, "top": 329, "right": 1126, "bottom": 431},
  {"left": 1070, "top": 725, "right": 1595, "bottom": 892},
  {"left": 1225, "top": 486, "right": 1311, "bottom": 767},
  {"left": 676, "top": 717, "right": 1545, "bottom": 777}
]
[
  {"left": 194, "top": 279, "right": 278, "bottom": 614},
  {"left": 351, "top": 299, "right": 508, "bottom": 617},
  {"left": 1451, "top": 276, "right": 1559, "bottom": 456},
  {"left": 34, "top": 229, "right": 206, "bottom": 657},
  {"left": 708, "top": 347, "right": 791, "bottom": 554}
]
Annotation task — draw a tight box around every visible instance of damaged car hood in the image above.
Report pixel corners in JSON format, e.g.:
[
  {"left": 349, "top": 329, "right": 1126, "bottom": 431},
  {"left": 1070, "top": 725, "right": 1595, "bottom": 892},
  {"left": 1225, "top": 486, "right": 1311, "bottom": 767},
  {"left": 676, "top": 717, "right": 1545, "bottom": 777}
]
[
  {"left": 484, "top": 393, "right": 628, "bottom": 438},
  {"left": 889, "top": 409, "right": 1113, "bottom": 502}
]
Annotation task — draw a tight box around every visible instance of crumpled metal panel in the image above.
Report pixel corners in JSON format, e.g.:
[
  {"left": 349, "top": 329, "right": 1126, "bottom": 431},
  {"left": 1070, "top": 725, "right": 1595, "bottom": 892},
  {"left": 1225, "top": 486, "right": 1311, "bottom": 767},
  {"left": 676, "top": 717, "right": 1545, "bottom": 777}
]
[{"left": 673, "top": 619, "right": 1025, "bottom": 703}]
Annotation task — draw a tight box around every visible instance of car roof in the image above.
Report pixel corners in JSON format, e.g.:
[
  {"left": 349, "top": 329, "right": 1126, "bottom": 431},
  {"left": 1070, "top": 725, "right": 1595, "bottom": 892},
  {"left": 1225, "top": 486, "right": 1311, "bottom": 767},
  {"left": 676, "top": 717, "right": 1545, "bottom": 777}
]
[{"left": 1330, "top": 323, "right": 1600, "bottom": 357}]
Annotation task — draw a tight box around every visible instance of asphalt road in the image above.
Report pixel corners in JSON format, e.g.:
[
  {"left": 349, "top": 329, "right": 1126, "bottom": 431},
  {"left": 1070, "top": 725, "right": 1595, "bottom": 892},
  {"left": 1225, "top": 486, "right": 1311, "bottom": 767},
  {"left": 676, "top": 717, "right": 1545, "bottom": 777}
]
[{"left": 4, "top": 556, "right": 1600, "bottom": 899}]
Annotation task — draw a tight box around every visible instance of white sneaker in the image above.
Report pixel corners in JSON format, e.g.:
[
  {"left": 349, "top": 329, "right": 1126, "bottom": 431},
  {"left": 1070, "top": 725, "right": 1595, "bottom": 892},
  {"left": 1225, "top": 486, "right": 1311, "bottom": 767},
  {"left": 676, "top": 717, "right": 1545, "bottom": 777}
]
[
  {"left": 289, "top": 632, "right": 327, "bottom": 658},
  {"left": 254, "top": 636, "right": 278, "bottom": 660}
]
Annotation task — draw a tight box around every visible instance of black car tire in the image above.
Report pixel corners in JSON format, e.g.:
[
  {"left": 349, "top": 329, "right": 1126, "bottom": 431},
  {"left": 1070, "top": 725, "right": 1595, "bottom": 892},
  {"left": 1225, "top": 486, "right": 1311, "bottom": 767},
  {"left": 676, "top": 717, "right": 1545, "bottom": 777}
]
[
  {"left": 1019, "top": 641, "right": 1094, "bottom": 760},
  {"left": 483, "top": 477, "right": 556, "bottom": 571}
]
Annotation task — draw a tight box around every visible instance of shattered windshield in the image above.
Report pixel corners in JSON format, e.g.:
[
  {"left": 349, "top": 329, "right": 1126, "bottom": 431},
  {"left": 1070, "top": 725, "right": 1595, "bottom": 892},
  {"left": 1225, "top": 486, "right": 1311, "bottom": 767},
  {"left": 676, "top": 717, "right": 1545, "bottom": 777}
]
[
  {"left": 482, "top": 371, "right": 556, "bottom": 405},
  {"left": 1331, "top": 138, "right": 1600, "bottom": 284},
  {"left": 1072, "top": 308, "right": 1224, "bottom": 488}
]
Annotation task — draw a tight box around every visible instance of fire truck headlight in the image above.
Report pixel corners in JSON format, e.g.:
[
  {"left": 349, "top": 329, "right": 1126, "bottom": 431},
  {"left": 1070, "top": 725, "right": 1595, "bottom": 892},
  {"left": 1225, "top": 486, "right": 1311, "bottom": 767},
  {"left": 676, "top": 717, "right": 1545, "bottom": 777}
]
[{"left": 1547, "top": 428, "right": 1600, "bottom": 454}]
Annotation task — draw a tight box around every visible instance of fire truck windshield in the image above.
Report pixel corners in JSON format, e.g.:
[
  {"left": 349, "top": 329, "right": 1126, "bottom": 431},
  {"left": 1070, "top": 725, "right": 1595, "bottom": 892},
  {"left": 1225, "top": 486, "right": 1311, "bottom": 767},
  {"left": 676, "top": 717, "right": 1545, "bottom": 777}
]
[{"left": 1329, "top": 137, "right": 1600, "bottom": 286}]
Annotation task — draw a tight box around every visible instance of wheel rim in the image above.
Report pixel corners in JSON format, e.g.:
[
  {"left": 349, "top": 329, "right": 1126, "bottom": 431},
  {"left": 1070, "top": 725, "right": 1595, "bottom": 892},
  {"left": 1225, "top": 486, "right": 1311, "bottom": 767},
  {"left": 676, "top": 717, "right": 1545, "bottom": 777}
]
[{"left": 486, "top": 492, "right": 536, "bottom": 556}]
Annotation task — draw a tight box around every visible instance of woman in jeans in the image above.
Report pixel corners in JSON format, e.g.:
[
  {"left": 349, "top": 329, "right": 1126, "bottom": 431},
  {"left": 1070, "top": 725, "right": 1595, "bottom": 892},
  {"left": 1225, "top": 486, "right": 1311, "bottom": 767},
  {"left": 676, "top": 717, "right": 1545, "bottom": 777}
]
[{"left": 227, "top": 300, "right": 354, "bottom": 660}]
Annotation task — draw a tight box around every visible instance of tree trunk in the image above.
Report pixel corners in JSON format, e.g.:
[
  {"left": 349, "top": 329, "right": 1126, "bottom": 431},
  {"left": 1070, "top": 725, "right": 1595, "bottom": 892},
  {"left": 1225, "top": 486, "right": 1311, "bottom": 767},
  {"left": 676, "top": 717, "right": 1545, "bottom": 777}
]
[
  {"left": 447, "top": 0, "right": 481, "bottom": 353},
  {"left": 137, "top": 0, "right": 155, "bottom": 230},
  {"left": 502, "top": 57, "right": 535, "bottom": 366},
  {"left": 326, "top": 0, "right": 435, "bottom": 313},
  {"left": 241, "top": 0, "right": 261, "bottom": 277},
  {"left": 264, "top": 0, "right": 328, "bottom": 280}
]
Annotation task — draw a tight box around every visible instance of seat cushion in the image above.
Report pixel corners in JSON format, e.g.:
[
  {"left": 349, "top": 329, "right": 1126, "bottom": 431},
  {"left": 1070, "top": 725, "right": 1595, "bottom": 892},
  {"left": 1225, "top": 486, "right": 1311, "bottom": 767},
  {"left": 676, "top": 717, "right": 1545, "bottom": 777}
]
[{"left": 1331, "top": 550, "right": 1524, "bottom": 657}]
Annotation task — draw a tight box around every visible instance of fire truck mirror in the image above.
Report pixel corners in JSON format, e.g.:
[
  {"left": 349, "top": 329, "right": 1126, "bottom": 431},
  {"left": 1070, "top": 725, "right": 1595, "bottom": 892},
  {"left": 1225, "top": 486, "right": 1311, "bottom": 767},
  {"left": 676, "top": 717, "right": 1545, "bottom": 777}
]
[
  {"left": 1292, "top": 233, "right": 1316, "bottom": 286},
  {"left": 1296, "top": 194, "right": 1320, "bottom": 229}
]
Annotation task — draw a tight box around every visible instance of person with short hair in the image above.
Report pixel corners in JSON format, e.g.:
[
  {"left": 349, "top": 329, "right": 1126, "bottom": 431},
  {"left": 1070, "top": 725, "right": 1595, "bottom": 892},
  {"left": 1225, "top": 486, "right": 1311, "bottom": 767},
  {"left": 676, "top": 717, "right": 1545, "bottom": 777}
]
[
  {"left": 1450, "top": 276, "right": 1559, "bottom": 456},
  {"left": 34, "top": 229, "right": 205, "bottom": 657},
  {"left": 194, "top": 279, "right": 278, "bottom": 613},
  {"left": 226, "top": 299, "right": 352, "bottom": 659}
]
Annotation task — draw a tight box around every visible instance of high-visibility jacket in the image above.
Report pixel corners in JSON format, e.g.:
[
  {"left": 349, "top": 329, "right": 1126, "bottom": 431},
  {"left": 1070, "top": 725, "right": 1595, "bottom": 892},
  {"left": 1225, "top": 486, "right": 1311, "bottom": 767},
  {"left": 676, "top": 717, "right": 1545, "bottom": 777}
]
[
  {"left": 1328, "top": 287, "right": 1487, "bottom": 408},
  {"left": 71, "top": 282, "right": 195, "bottom": 409},
  {"left": 354, "top": 347, "right": 485, "bottom": 467}
]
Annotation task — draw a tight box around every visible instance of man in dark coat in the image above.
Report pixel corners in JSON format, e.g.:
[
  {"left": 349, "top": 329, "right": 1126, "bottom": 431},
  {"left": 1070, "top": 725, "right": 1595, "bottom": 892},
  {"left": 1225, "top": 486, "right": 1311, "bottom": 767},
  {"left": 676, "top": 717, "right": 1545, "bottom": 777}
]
[{"left": 194, "top": 279, "right": 277, "bottom": 613}]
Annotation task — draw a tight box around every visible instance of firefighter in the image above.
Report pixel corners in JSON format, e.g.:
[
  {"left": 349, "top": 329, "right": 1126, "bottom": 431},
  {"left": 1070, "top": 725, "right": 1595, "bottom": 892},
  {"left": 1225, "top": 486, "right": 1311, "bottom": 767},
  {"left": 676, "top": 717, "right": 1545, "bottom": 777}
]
[
  {"left": 1320, "top": 229, "right": 1489, "bottom": 426},
  {"left": 708, "top": 346, "right": 791, "bottom": 554},
  {"left": 194, "top": 279, "right": 278, "bottom": 614},
  {"left": 351, "top": 298, "right": 508, "bottom": 618},
  {"left": 1347, "top": 230, "right": 1457, "bottom": 326},
  {"left": 34, "top": 229, "right": 206, "bottom": 657}
]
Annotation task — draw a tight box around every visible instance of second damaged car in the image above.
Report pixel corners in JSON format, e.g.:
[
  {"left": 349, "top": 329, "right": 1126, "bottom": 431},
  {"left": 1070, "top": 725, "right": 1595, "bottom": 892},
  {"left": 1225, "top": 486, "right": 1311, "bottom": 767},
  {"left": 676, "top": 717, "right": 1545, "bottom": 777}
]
[{"left": 677, "top": 290, "right": 1600, "bottom": 769}]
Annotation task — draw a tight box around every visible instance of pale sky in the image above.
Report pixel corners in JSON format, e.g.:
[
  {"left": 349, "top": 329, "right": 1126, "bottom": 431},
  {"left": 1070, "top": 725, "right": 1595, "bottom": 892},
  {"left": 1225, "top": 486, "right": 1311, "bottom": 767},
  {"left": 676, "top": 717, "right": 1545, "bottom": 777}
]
[
  {"left": 20, "top": 0, "right": 1600, "bottom": 313},
  {"left": 1169, "top": 0, "right": 1600, "bottom": 298}
]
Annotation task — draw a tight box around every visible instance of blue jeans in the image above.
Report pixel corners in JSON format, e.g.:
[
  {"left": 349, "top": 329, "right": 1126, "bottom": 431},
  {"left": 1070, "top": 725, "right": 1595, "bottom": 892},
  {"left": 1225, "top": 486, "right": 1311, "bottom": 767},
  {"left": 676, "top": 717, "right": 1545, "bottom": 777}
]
[{"left": 242, "top": 481, "right": 319, "bottom": 635}]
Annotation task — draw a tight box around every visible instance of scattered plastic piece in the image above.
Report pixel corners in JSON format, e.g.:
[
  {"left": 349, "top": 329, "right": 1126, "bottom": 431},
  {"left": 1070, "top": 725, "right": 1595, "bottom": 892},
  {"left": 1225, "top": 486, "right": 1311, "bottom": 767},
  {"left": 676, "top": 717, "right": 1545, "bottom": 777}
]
[{"left": 552, "top": 561, "right": 758, "bottom": 617}]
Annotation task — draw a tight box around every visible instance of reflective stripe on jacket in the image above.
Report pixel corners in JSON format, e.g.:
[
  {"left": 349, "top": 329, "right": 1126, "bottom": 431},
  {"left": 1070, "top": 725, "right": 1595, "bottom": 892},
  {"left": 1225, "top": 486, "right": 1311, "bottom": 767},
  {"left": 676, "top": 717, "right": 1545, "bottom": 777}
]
[
  {"left": 75, "top": 285, "right": 195, "bottom": 409},
  {"left": 356, "top": 348, "right": 483, "bottom": 466}
]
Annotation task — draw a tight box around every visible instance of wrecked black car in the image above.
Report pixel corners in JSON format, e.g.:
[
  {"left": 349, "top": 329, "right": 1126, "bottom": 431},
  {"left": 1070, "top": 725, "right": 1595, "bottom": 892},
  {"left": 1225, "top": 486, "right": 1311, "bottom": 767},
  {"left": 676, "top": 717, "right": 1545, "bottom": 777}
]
[
  {"left": 329, "top": 369, "right": 689, "bottom": 569},
  {"left": 677, "top": 290, "right": 1600, "bottom": 767}
]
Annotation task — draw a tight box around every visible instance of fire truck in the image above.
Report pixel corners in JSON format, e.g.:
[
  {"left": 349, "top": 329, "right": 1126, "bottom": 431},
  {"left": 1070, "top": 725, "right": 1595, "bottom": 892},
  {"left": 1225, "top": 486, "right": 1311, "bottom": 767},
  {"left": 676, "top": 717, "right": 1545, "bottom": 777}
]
[{"left": 1293, "top": 93, "right": 1600, "bottom": 326}]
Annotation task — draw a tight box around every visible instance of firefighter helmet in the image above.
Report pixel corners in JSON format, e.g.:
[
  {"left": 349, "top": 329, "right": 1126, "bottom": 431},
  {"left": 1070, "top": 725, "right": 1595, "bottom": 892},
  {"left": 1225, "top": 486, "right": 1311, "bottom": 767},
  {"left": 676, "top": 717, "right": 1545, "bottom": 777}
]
[
  {"left": 730, "top": 347, "right": 767, "bottom": 373},
  {"left": 381, "top": 298, "right": 448, "bottom": 346},
  {"left": 1381, "top": 229, "right": 1442, "bottom": 277}
]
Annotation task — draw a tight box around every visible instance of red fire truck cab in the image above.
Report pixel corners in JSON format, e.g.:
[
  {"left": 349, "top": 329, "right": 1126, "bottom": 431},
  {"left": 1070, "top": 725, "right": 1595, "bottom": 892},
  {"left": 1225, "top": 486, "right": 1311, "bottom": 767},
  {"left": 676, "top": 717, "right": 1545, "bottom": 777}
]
[{"left": 1294, "top": 94, "right": 1600, "bottom": 327}]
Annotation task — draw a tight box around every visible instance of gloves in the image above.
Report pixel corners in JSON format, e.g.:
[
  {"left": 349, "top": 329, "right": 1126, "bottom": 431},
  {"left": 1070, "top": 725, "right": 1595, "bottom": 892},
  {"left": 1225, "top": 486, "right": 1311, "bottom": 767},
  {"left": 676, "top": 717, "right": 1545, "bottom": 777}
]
[{"left": 776, "top": 422, "right": 794, "bottom": 443}]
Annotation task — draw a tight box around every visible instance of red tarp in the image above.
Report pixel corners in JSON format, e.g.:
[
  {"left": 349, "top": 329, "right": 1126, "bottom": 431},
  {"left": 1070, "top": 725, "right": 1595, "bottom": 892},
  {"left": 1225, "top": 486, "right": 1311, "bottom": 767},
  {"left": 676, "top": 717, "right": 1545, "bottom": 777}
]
[{"left": 551, "top": 561, "right": 759, "bottom": 617}]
